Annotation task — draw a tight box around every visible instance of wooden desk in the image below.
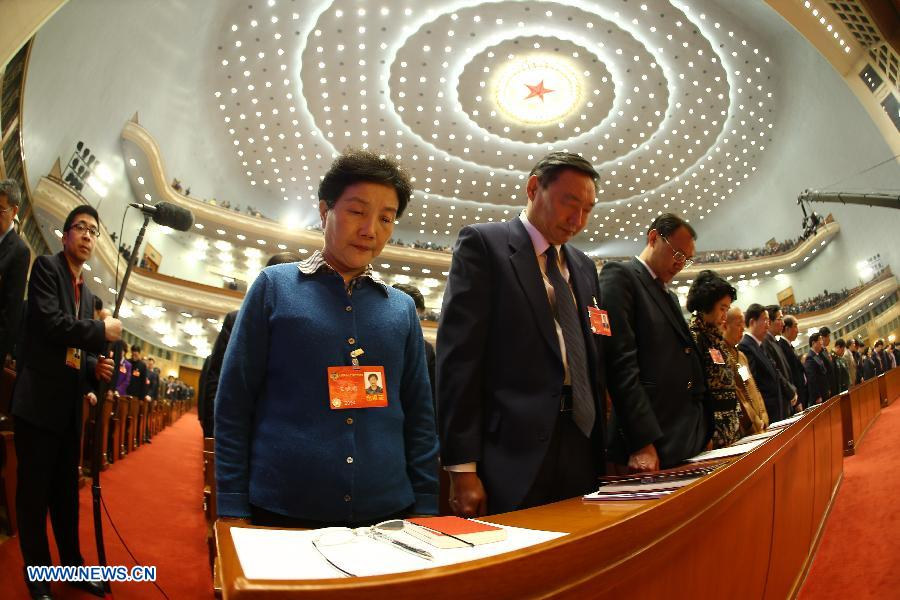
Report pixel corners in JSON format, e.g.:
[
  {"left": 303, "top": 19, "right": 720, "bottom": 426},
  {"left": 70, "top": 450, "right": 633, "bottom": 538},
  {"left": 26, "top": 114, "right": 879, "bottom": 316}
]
[
  {"left": 215, "top": 397, "right": 842, "bottom": 600},
  {"left": 840, "top": 378, "right": 882, "bottom": 456},
  {"left": 883, "top": 370, "right": 900, "bottom": 407}
]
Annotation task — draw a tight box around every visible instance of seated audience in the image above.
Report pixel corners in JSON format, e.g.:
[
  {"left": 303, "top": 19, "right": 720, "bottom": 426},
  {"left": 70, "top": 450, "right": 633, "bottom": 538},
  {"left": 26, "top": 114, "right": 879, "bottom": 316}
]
[
  {"left": 739, "top": 304, "right": 788, "bottom": 422},
  {"left": 686, "top": 270, "right": 742, "bottom": 448},
  {"left": 215, "top": 150, "right": 438, "bottom": 528},
  {"left": 804, "top": 333, "right": 830, "bottom": 405},
  {"left": 723, "top": 307, "right": 769, "bottom": 434}
]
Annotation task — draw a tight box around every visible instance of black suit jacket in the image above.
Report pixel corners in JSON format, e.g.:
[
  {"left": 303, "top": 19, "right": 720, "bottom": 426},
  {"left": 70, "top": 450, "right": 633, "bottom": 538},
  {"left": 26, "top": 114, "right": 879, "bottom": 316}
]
[
  {"left": 738, "top": 334, "right": 786, "bottom": 423},
  {"left": 861, "top": 356, "right": 877, "bottom": 380},
  {"left": 598, "top": 258, "right": 709, "bottom": 468},
  {"left": 201, "top": 309, "right": 237, "bottom": 437},
  {"left": 820, "top": 350, "right": 837, "bottom": 398},
  {"left": 11, "top": 252, "right": 105, "bottom": 433},
  {"left": 778, "top": 337, "right": 807, "bottom": 407},
  {"left": 0, "top": 228, "right": 30, "bottom": 360},
  {"left": 804, "top": 351, "right": 829, "bottom": 405},
  {"left": 436, "top": 220, "right": 606, "bottom": 513}
]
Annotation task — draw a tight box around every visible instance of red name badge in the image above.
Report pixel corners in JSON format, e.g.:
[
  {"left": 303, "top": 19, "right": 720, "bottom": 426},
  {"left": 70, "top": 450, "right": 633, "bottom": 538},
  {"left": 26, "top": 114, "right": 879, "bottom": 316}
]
[
  {"left": 588, "top": 307, "right": 612, "bottom": 336},
  {"left": 327, "top": 366, "right": 388, "bottom": 410},
  {"left": 709, "top": 348, "right": 725, "bottom": 365}
]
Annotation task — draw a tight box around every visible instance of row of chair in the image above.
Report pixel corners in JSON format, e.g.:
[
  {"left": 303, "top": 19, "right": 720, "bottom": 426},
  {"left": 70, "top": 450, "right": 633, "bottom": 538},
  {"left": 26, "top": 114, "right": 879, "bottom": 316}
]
[{"left": 0, "top": 366, "right": 193, "bottom": 536}]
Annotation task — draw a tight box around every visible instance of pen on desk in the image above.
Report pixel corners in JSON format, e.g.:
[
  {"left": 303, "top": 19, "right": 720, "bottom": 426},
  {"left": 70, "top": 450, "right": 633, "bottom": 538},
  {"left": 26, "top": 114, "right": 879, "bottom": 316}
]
[{"left": 370, "top": 530, "right": 434, "bottom": 560}]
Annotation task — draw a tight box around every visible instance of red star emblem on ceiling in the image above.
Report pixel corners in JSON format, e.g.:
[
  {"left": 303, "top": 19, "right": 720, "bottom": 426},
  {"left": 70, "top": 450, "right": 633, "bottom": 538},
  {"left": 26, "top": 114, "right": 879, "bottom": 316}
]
[{"left": 524, "top": 80, "right": 554, "bottom": 102}]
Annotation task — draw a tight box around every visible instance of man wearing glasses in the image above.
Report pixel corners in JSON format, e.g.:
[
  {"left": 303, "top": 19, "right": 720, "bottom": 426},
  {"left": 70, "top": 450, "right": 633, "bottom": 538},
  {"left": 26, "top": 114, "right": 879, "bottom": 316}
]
[
  {"left": 0, "top": 179, "right": 30, "bottom": 367},
  {"left": 599, "top": 213, "right": 711, "bottom": 472},
  {"left": 12, "top": 204, "right": 121, "bottom": 599}
]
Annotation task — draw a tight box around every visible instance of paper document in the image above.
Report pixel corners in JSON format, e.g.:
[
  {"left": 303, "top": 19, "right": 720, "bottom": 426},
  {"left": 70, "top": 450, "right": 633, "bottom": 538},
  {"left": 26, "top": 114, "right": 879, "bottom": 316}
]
[
  {"left": 231, "top": 522, "right": 566, "bottom": 580},
  {"left": 583, "top": 490, "right": 676, "bottom": 501},
  {"left": 730, "top": 428, "right": 781, "bottom": 446},
  {"left": 685, "top": 438, "right": 768, "bottom": 462},
  {"left": 768, "top": 413, "right": 805, "bottom": 429}
]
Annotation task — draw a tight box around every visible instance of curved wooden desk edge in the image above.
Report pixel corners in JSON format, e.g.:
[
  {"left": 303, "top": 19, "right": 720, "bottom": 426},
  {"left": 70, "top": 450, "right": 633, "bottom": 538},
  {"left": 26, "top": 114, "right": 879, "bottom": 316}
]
[{"left": 216, "top": 398, "right": 843, "bottom": 599}]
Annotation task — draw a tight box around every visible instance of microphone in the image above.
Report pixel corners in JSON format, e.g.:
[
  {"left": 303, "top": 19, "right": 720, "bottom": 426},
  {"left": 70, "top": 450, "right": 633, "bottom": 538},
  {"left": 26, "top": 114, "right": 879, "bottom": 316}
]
[{"left": 129, "top": 201, "right": 194, "bottom": 231}]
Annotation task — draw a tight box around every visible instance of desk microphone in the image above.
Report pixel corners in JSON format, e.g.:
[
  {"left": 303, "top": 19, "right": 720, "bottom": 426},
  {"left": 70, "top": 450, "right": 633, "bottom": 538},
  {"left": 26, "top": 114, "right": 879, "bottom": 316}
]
[{"left": 128, "top": 201, "right": 194, "bottom": 231}]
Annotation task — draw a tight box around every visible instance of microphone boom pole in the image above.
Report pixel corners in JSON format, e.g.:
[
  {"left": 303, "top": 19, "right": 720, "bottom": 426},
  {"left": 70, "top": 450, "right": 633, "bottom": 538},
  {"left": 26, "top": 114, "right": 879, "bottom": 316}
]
[{"left": 90, "top": 202, "right": 193, "bottom": 595}]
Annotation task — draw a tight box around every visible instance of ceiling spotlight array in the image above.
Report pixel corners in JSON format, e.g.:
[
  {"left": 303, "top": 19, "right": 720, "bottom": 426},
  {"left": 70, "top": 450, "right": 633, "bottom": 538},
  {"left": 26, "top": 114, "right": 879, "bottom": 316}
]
[{"left": 212, "top": 0, "right": 776, "bottom": 249}]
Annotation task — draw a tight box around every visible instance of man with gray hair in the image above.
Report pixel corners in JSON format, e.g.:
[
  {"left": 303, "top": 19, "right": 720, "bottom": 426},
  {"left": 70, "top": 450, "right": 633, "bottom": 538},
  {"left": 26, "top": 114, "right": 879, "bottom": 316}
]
[{"left": 0, "top": 179, "right": 30, "bottom": 365}]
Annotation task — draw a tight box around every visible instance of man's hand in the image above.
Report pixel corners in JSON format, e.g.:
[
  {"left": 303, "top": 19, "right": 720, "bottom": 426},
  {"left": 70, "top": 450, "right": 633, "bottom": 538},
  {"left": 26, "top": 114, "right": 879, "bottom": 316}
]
[
  {"left": 103, "top": 316, "right": 123, "bottom": 342},
  {"left": 796, "top": 403, "right": 804, "bottom": 413},
  {"left": 448, "top": 471, "right": 488, "bottom": 518},
  {"left": 94, "top": 356, "right": 114, "bottom": 383},
  {"left": 144, "top": 395, "right": 152, "bottom": 402},
  {"left": 628, "top": 443, "right": 660, "bottom": 473},
  {"left": 85, "top": 392, "right": 98, "bottom": 406},
  {"left": 790, "top": 393, "right": 798, "bottom": 406}
]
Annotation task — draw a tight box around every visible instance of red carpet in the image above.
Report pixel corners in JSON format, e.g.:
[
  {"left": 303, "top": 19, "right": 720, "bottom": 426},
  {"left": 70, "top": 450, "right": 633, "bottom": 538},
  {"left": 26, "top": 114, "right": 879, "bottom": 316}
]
[
  {"left": 799, "top": 399, "right": 900, "bottom": 599},
  {"left": 0, "top": 411, "right": 211, "bottom": 599}
]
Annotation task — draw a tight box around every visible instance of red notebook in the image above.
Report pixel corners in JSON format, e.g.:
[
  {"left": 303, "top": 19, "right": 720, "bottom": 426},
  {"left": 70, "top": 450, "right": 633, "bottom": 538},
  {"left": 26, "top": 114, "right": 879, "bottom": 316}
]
[{"left": 404, "top": 516, "right": 507, "bottom": 548}]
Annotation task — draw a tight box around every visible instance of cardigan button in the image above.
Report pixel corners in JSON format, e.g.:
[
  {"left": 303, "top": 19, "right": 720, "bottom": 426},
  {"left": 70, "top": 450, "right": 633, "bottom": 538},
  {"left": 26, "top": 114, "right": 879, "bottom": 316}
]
[
  {"left": 345, "top": 306, "right": 352, "bottom": 312},
  {"left": 348, "top": 337, "right": 356, "bottom": 345},
  {"left": 346, "top": 456, "right": 354, "bottom": 464},
  {"left": 344, "top": 495, "right": 351, "bottom": 502},
  {"left": 684, "top": 347, "right": 692, "bottom": 354},
  {"left": 346, "top": 417, "right": 354, "bottom": 425}
]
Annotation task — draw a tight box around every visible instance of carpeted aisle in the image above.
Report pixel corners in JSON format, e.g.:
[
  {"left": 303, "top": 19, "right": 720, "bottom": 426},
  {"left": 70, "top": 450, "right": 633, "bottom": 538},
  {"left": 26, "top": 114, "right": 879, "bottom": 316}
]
[
  {"left": 799, "top": 399, "right": 900, "bottom": 599},
  {"left": 0, "top": 410, "right": 211, "bottom": 599}
]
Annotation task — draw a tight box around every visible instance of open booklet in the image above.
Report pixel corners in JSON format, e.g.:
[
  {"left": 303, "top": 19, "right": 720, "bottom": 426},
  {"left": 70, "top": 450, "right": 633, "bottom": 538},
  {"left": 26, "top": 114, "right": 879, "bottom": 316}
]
[
  {"left": 230, "top": 521, "right": 566, "bottom": 580},
  {"left": 584, "top": 463, "right": 725, "bottom": 501}
]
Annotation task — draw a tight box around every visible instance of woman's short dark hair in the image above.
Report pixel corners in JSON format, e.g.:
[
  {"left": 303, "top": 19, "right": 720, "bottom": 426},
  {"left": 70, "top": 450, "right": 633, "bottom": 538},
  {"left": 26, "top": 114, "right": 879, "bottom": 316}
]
[
  {"left": 318, "top": 149, "right": 413, "bottom": 215},
  {"left": 686, "top": 270, "right": 736, "bottom": 314},
  {"left": 648, "top": 212, "right": 697, "bottom": 240},
  {"left": 63, "top": 204, "right": 100, "bottom": 233},
  {"left": 528, "top": 152, "right": 599, "bottom": 188}
]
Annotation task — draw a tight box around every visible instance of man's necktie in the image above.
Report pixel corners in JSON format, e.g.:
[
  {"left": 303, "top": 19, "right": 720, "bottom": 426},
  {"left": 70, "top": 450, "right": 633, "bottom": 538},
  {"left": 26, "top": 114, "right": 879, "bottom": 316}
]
[{"left": 544, "top": 245, "right": 595, "bottom": 437}]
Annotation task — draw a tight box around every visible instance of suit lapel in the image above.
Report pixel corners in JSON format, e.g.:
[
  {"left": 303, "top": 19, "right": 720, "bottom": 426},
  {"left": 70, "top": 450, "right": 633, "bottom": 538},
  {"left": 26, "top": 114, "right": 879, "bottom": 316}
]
[
  {"left": 54, "top": 252, "right": 78, "bottom": 317},
  {"left": 629, "top": 258, "right": 690, "bottom": 344},
  {"left": 508, "top": 220, "right": 562, "bottom": 363}
]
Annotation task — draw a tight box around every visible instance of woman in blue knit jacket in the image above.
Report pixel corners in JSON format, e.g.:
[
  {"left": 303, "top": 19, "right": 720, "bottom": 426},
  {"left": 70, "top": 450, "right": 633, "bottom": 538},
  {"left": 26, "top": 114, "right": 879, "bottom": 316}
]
[{"left": 215, "top": 150, "right": 439, "bottom": 527}]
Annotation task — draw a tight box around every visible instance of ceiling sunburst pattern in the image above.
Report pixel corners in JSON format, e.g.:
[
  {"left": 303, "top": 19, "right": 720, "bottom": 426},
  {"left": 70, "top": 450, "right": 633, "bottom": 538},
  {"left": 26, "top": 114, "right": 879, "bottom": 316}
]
[{"left": 214, "top": 0, "right": 776, "bottom": 247}]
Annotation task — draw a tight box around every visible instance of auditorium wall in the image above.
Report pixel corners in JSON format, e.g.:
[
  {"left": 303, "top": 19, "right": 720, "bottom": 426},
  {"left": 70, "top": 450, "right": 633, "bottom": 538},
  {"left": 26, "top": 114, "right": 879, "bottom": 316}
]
[{"left": 20, "top": 0, "right": 270, "bottom": 253}]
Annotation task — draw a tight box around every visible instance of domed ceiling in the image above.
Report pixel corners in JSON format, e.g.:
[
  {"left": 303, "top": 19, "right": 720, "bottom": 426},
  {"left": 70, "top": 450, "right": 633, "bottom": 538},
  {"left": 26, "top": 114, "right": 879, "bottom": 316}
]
[{"left": 209, "top": 0, "right": 777, "bottom": 248}]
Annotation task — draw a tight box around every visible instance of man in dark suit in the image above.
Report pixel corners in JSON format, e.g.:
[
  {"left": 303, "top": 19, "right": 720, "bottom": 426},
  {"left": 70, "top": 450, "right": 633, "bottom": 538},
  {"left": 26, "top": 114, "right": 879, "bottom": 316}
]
[
  {"left": 438, "top": 152, "right": 607, "bottom": 516},
  {"left": 860, "top": 347, "right": 878, "bottom": 380},
  {"left": 125, "top": 344, "right": 148, "bottom": 400},
  {"left": 780, "top": 316, "right": 808, "bottom": 408},
  {"left": 11, "top": 205, "right": 120, "bottom": 599},
  {"left": 818, "top": 327, "right": 838, "bottom": 399},
  {"left": 873, "top": 339, "right": 892, "bottom": 373},
  {"left": 202, "top": 310, "right": 236, "bottom": 437},
  {"left": 600, "top": 213, "right": 710, "bottom": 471},
  {"left": 764, "top": 306, "right": 798, "bottom": 413},
  {"left": 392, "top": 283, "right": 436, "bottom": 405},
  {"left": 739, "top": 304, "right": 787, "bottom": 422},
  {"left": 804, "top": 333, "right": 830, "bottom": 405},
  {"left": 201, "top": 252, "right": 300, "bottom": 438},
  {"left": 0, "top": 179, "right": 30, "bottom": 366}
]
